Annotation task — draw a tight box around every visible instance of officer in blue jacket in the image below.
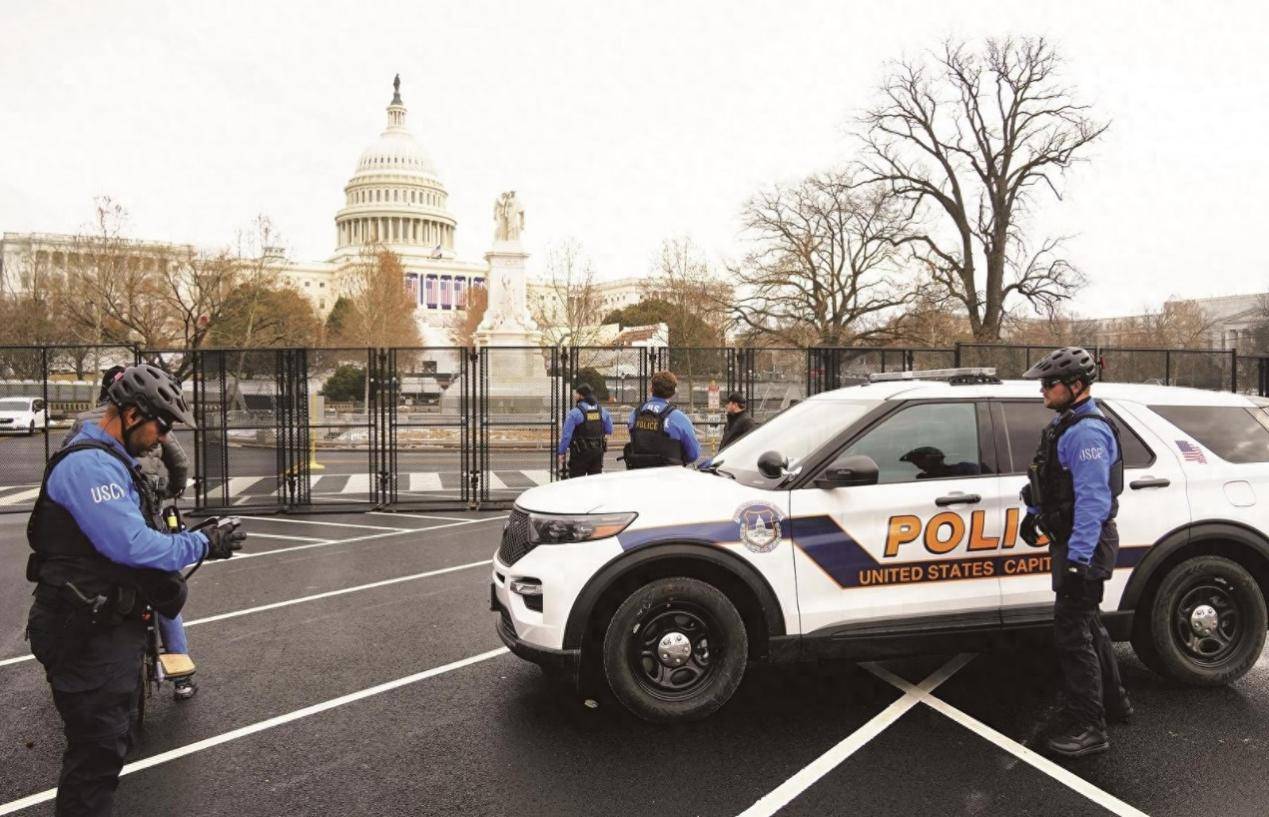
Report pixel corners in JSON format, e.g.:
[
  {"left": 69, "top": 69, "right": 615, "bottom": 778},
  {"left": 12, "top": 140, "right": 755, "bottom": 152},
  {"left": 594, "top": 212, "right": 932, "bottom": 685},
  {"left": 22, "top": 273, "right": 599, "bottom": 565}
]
[
  {"left": 558, "top": 382, "right": 613, "bottom": 478},
  {"left": 624, "top": 370, "right": 700, "bottom": 468},
  {"left": 1021, "top": 347, "right": 1132, "bottom": 758},
  {"left": 25, "top": 364, "right": 246, "bottom": 817}
]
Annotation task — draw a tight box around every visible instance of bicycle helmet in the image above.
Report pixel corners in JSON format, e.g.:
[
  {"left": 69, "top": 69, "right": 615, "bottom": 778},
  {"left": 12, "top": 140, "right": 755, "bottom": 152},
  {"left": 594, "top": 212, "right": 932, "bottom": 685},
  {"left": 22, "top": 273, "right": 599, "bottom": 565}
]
[
  {"left": 1021, "top": 346, "right": 1098, "bottom": 384},
  {"left": 107, "top": 364, "right": 197, "bottom": 428}
]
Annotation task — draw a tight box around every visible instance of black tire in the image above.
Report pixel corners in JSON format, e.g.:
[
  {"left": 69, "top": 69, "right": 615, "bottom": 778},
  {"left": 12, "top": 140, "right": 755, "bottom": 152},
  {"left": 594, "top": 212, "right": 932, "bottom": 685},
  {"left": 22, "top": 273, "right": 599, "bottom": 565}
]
[
  {"left": 26, "top": 421, "right": 34, "bottom": 436},
  {"left": 1138, "top": 555, "right": 1266, "bottom": 686},
  {"left": 601, "top": 576, "right": 748, "bottom": 723}
]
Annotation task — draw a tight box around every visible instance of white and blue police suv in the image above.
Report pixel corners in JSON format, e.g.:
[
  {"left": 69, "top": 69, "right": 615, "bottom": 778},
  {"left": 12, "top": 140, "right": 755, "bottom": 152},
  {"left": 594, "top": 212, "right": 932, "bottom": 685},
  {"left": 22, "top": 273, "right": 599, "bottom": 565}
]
[{"left": 491, "top": 369, "right": 1269, "bottom": 722}]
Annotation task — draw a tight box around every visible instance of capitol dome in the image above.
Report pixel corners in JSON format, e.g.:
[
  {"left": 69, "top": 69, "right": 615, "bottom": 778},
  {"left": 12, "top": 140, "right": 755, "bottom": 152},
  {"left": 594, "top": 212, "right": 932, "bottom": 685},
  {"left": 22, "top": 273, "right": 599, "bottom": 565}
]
[{"left": 333, "top": 76, "right": 457, "bottom": 258}]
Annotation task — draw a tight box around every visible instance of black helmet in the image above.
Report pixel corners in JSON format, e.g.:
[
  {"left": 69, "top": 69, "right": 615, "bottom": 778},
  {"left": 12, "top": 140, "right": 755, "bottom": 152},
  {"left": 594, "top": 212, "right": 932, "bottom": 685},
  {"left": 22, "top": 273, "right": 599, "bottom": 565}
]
[
  {"left": 108, "top": 364, "right": 196, "bottom": 428},
  {"left": 1022, "top": 346, "right": 1097, "bottom": 384},
  {"left": 574, "top": 382, "right": 594, "bottom": 401}
]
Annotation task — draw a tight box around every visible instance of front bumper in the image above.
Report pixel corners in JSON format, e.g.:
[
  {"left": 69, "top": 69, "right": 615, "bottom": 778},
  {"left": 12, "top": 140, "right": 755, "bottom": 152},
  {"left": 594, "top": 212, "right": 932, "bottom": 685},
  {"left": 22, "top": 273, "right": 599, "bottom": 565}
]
[{"left": 491, "top": 583, "right": 580, "bottom": 685}]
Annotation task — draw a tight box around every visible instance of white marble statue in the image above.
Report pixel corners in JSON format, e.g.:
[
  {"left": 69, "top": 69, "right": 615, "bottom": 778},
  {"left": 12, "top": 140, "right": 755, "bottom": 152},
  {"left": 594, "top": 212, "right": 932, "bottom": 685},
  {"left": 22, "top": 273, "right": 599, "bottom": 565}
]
[{"left": 493, "top": 191, "right": 524, "bottom": 242}]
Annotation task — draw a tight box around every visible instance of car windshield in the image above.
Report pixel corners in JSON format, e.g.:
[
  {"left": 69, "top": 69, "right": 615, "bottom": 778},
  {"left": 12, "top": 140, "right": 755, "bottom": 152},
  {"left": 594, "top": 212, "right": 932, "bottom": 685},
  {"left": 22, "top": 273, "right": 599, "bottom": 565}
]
[
  {"left": 0, "top": 400, "right": 31, "bottom": 411},
  {"left": 712, "top": 399, "right": 878, "bottom": 483}
]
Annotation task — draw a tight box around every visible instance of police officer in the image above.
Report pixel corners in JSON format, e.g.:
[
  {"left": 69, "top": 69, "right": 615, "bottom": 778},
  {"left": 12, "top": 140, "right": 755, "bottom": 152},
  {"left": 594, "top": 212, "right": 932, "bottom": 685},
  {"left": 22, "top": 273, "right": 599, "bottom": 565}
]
[
  {"left": 718, "top": 392, "right": 757, "bottom": 452},
  {"left": 558, "top": 382, "right": 613, "bottom": 478},
  {"left": 1020, "top": 347, "right": 1133, "bottom": 758},
  {"left": 25, "top": 364, "right": 246, "bottom": 816},
  {"left": 624, "top": 370, "right": 700, "bottom": 468},
  {"left": 63, "top": 366, "right": 199, "bottom": 700}
]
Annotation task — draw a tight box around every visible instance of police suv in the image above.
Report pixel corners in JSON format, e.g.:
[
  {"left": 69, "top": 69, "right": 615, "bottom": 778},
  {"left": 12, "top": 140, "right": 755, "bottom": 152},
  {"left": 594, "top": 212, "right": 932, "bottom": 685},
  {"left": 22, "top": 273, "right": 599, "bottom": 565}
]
[{"left": 491, "top": 370, "right": 1269, "bottom": 722}]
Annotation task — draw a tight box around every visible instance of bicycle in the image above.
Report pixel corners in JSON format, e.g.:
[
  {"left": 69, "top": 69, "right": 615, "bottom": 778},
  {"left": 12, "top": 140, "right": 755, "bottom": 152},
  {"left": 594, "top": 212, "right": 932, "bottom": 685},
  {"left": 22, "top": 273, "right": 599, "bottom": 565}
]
[{"left": 134, "top": 509, "right": 235, "bottom": 733}]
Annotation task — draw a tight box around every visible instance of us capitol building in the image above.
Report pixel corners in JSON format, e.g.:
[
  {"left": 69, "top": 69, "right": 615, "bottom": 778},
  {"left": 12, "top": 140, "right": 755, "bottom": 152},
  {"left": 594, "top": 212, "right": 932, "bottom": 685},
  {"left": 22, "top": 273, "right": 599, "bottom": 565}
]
[{"left": 0, "top": 77, "right": 653, "bottom": 348}]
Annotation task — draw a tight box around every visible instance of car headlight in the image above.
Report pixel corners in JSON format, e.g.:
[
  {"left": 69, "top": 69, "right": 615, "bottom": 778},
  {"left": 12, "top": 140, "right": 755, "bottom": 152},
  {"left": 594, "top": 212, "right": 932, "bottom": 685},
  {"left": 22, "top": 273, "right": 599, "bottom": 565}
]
[{"left": 527, "top": 512, "right": 638, "bottom": 544}]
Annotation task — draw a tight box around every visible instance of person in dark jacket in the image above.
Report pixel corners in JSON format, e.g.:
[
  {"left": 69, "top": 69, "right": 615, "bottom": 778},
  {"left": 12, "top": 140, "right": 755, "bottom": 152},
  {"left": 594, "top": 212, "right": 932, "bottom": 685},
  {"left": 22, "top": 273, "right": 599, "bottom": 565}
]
[
  {"left": 557, "top": 383, "right": 613, "bottom": 478},
  {"left": 718, "top": 392, "right": 757, "bottom": 452}
]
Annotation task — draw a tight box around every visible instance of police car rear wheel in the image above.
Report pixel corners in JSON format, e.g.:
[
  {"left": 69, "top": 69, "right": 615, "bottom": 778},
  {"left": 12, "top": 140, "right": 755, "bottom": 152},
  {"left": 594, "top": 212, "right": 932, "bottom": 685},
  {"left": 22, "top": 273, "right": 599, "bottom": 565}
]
[
  {"left": 1146, "top": 556, "right": 1267, "bottom": 686},
  {"left": 602, "top": 577, "right": 748, "bottom": 723}
]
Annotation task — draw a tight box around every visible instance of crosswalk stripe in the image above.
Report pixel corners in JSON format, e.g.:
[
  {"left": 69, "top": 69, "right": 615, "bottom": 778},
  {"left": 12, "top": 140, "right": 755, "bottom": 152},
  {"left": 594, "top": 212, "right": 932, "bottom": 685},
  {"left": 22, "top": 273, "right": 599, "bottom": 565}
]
[
  {"left": 0, "top": 488, "right": 40, "bottom": 506},
  {"left": 487, "top": 472, "right": 508, "bottom": 490},
  {"left": 409, "top": 472, "right": 444, "bottom": 492},
  {"left": 522, "top": 470, "right": 552, "bottom": 485},
  {"left": 343, "top": 473, "right": 372, "bottom": 495}
]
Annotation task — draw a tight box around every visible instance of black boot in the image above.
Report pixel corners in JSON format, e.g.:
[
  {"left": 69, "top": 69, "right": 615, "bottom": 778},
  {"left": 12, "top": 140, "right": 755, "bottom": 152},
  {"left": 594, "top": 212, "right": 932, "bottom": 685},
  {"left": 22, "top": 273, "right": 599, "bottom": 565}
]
[
  {"left": 1105, "top": 695, "right": 1134, "bottom": 724},
  {"left": 1046, "top": 723, "right": 1109, "bottom": 758}
]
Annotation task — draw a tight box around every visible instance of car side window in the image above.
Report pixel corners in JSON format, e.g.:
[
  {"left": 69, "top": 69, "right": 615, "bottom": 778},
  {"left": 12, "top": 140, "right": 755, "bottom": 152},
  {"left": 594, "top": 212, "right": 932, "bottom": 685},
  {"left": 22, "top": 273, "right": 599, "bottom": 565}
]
[
  {"left": 998, "top": 400, "right": 1154, "bottom": 472},
  {"left": 1149, "top": 405, "right": 1269, "bottom": 464},
  {"left": 840, "top": 402, "right": 983, "bottom": 485},
  {"left": 33, "top": 399, "right": 44, "bottom": 411}
]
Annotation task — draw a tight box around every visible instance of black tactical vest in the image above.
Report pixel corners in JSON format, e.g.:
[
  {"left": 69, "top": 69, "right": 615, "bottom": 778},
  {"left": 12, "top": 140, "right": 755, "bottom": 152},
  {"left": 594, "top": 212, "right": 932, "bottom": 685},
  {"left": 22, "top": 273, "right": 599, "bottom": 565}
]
[
  {"left": 1027, "top": 407, "right": 1124, "bottom": 583},
  {"left": 27, "top": 440, "right": 186, "bottom": 619},
  {"left": 570, "top": 402, "right": 605, "bottom": 455},
  {"left": 625, "top": 402, "right": 684, "bottom": 469}
]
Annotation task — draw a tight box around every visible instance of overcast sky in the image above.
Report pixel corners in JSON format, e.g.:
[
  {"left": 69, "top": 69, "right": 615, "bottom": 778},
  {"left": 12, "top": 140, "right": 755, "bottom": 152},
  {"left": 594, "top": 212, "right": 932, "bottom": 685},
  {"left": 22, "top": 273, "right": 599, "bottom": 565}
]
[{"left": 2, "top": 0, "right": 1266, "bottom": 319}]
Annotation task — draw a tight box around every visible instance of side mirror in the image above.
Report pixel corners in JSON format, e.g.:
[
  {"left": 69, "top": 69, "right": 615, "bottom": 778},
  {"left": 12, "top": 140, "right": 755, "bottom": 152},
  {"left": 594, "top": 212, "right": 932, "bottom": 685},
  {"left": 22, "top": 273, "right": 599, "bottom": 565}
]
[
  {"left": 756, "top": 450, "right": 788, "bottom": 480},
  {"left": 813, "top": 455, "right": 880, "bottom": 489}
]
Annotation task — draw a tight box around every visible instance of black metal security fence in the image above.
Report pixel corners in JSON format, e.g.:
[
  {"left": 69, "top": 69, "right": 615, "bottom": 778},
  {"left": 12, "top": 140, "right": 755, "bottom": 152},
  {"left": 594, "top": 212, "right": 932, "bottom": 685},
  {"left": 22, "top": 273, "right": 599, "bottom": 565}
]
[{"left": 0, "top": 342, "right": 1265, "bottom": 514}]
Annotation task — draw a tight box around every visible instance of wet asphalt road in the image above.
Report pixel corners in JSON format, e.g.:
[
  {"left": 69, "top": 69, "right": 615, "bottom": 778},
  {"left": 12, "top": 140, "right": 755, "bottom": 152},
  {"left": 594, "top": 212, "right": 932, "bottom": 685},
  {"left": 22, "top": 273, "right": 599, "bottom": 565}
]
[{"left": 2, "top": 510, "right": 1267, "bottom": 817}]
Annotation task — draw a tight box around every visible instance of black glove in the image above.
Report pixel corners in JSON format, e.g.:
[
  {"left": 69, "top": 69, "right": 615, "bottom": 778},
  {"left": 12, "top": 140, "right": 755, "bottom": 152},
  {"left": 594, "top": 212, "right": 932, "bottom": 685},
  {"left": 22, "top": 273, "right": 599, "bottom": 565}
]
[
  {"left": 1020, "top": 483, "right": 1034, "bottom": 507},
  {"left": 203, "top": 522, "right": 246, "bottom": 560},
  {"left": 1059, "top": 561, "right": 1102, "bottom": 601},
  {"left": 1020, "top": 513, "right": 1040, "bottom": 546}
]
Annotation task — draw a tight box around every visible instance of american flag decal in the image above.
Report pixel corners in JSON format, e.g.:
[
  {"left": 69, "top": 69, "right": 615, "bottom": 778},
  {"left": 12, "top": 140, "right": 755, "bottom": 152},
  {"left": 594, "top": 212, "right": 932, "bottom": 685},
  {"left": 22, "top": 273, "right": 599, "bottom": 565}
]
[{"left": 1176, "top": 440, "right": 1207, "bottom": 464}]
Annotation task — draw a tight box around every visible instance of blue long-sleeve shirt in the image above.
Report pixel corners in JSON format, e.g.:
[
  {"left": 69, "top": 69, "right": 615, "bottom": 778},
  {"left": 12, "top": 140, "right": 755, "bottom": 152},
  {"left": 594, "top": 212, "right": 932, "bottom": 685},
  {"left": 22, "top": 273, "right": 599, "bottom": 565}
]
[
  {"left": 558, "top": 401, "right": 614, "bottom": 455},
  {"left": 47, "top": 422, "right": 208, "bottom": 571},
  {"left": 627, "top": 397, "right": 701, "bottom": 464},
  {"left": 1027, "top": 397, "right": 1117, "bottom": 565}
]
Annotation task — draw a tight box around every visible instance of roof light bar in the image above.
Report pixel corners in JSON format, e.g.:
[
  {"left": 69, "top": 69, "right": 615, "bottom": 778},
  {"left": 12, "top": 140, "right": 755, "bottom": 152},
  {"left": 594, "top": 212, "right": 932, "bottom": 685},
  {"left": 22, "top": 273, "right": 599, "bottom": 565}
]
[{"left": 868, "top": 367, "right": 998, "bottom": 383}]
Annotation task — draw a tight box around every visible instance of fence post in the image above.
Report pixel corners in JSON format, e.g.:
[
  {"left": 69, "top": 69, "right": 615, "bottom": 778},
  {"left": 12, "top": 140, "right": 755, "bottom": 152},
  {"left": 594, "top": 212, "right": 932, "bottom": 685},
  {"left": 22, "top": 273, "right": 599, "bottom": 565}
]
[
  {"left": 1231, "top": 349, "right": 1238, "bottom": 393},
  {"left": 1164, "top": 350, "right": 1171, "bottom": 386}
]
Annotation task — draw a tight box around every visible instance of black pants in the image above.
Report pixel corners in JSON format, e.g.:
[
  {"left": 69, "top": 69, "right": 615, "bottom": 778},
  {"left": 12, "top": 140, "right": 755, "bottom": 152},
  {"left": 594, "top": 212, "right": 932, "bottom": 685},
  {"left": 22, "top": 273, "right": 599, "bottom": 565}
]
[
  {"left": 28, "top": 600, "right": 145, "bottom": 817},
  {"left": 1053, "top": 582, "right": 1126, "bottom": 731},
  {"left": 568, "top": 449, "right": 604, "bottom": 478}
]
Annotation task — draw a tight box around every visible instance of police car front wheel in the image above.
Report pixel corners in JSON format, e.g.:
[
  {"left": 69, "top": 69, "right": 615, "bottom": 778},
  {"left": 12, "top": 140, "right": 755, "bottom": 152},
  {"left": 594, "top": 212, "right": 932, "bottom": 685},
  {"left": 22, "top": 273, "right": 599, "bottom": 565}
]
[
  {"left": 602, "top": 577, "right": 748, "bottom": 723},
  {"left": 1136, "top": 555, "right": 1267, "bottom": 686}
]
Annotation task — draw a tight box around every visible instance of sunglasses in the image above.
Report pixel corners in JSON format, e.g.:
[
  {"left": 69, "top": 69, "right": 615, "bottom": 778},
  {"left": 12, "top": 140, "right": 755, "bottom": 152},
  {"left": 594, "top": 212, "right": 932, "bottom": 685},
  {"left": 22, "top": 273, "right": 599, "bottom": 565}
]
[
  {"left": 152, "top": 415, "right": 173, "bottom": 435},
  {"left": 1040, "top": 377, "right": 1067, "bottom": 390}
]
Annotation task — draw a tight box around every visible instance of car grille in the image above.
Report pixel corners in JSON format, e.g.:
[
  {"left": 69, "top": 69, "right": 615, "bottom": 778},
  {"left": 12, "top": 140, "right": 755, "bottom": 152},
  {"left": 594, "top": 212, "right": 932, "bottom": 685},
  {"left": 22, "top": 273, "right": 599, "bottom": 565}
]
[{"left": 497, "top": 508, "right": 535, "bottom": 566}]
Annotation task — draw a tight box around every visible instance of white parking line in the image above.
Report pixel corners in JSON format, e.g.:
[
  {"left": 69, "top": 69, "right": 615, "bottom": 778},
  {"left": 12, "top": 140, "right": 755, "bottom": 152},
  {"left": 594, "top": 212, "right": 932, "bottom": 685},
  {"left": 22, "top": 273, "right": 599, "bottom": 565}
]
[
  {"left": 737, "top": 654, "right": 973, "bottom": 817},
  {"left": 736, "top": 659, "right": 969, "bottom": 816},
  {"left": 0, "top": 558, "right": 495, "bottom": 669},
  {"left": 865, "top": 664, "right": 1151, "bottom": 817},
  {"left": 0, "top": 647, "right": 510, "bottom": 816},
  {"left": 369, "top": 511, "right": 489, "bottom": 524},
  {"left": 234, "top": 516, "right": 406, "bottom": 532},
  {"left": 246, "top": 532, "right": 330, "bottom": 543},
  {"left": 210, "top": 515, "right": 506, "bottom": 563},
  {"left": 186, "top": 560, "right": 492, "bottom": 626}
]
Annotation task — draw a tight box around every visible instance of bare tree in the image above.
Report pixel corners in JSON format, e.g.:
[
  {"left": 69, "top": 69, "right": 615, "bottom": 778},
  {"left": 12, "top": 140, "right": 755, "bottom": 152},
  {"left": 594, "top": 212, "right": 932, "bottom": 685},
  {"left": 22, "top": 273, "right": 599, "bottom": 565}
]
[
  {"left": 58, "top": 197, "right": 181, "bottom": 349},
  {"left": 732, "top": 171, "right": 916, "bottom": 346},
  {"left": 333, "top": 244, "right": 422, "bottom": 348},
  {"left": 448, "top": 283, "right": 488, "bottom": 347},
  {"left": 645, "top": 236, "right": 729, "bottom": 347},
  {"left": 530, "top": 238, "right": 605, "bottom": 347},
  {"left": 858, "top": 37, "right": 1106, "bottom": 340}
]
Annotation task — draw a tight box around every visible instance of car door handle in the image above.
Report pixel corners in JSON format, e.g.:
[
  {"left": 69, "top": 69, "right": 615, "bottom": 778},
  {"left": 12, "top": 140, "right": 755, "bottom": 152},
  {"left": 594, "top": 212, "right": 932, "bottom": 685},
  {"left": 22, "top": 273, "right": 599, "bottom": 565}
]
[
  {"left": 935, "top": 493, "right": 981, "bottom": 507},
  {"left": 1130, "top": 478, "right": 1170, "bottom": 490}
]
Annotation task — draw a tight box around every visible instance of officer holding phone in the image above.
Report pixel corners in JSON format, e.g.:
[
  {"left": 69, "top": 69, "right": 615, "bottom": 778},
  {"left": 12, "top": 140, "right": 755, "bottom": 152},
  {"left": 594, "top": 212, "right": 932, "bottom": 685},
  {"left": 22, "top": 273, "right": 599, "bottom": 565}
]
[{"left": 25, "top": 365, "right": 246, "bottom": 816}]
